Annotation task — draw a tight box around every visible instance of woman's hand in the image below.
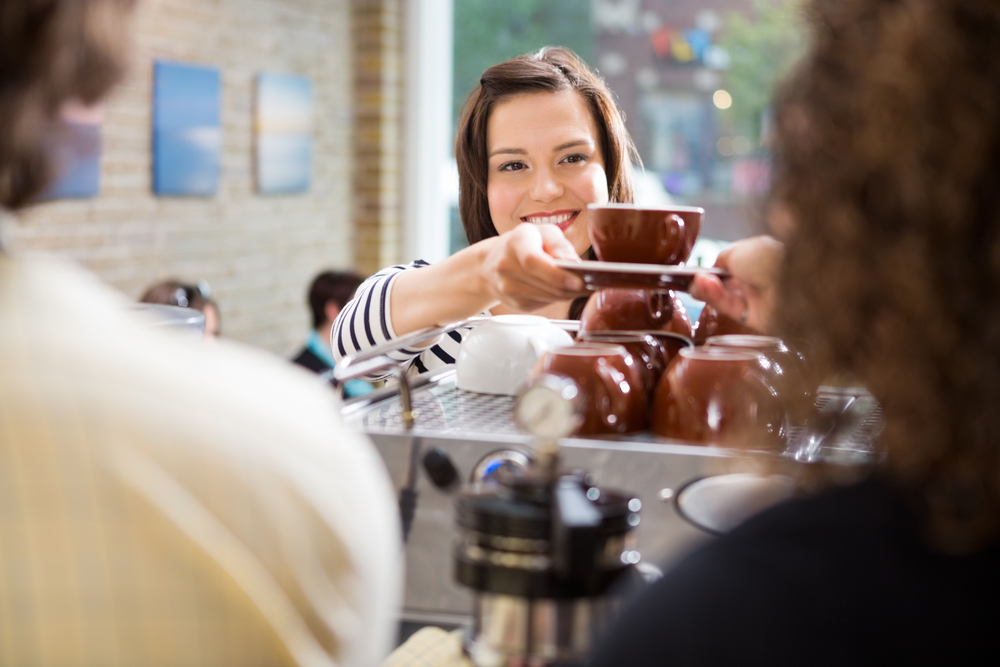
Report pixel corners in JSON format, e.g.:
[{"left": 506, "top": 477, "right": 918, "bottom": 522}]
[
  {"left": 478, "top": 223, "right": 587, "bottom": 313},
  {"left": 388, "top": 223, "right": 588, "bottom": 336},
  {"left": 690, "top": 235, "right": 784, "bottom": 333}
]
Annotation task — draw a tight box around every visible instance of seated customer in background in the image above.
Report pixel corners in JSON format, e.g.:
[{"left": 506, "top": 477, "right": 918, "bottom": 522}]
[
  {"left": 293, "top": 270, "right": 374, "bottom": 397},
  {"left": 0, "top": 1, "right": 400, "bottom": 665},
  {"left": 140, "top": 278, "right": 221, "bottom": 337}
]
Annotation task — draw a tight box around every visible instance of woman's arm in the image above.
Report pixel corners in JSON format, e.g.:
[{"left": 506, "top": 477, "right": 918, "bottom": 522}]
[
  {"left": 389, "top": 223, "right": 587, "bottom": 333},
  {"left": 332, "top": 224, "right": 589, "bottom": 380}
]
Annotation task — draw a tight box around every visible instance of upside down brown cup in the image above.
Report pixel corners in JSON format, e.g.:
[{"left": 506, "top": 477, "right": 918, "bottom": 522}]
[
  {"left": 579, "top": 289, "right": 693, "bottom": 339},
  {"left": 531, "top": 343, "right": 648, "bottom": 435},
  {"left": 705, "top": 334, "right": 817, "bottom": 424},
  {"left": 577, "top": 330, "right": 694, "bottom": 399},
  {"left": 651, "top": 347, "right": 784, "bottom": 447},
  {"left": 692, "top": 304, "right": 755, "bottom": 345}
]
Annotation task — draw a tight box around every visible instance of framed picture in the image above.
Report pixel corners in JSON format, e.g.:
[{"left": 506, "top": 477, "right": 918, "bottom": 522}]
[
  {"left": 255, "top": 72, "right": 313, "bottom": 194},
  {"left": 153, "top": 60, "right": 221, "bottom": 196}
]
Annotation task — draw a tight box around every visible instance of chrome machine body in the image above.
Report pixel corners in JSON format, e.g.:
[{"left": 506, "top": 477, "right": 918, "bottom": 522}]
[{"left": 336, "top": 320, "right": 881, "bottom": 664}]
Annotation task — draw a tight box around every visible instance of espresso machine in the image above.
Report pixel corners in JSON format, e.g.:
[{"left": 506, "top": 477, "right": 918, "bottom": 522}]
[{"left": 334, "top": 320, "right": 882, "bottom": 664}]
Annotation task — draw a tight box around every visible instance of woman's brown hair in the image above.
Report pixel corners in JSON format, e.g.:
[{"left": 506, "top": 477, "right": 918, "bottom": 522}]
[
  {"left": 773, "top": 0, "right": 1000, "bottom": 552},
  {"left": 455, "top": 46, "right": 639, "bottom": 246},
  {"left": 0, "top": 0, "right": 134, "bottom": 210}
]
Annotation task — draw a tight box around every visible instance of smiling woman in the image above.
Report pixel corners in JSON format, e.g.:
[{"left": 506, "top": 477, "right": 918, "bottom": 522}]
[
  {"left": 485, "top": 89, "right": 608, "bottom": 257},
  {"left": 333, "top": 47, "right": 639, "bottom": 379}
]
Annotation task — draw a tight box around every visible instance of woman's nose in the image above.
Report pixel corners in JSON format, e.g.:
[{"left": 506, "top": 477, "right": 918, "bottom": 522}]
[{"left": 530, "top": 169, "right": 562, "bottom": 201}]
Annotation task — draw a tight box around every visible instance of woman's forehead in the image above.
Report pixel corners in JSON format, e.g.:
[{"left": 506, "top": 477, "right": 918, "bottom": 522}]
[{"left": 486, "top": 89, "right": 598, "bottom": 155}]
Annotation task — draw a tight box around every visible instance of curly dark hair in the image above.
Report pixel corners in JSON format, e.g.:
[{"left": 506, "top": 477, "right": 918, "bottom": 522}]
[
  {"left": 0, "top": 0, "right": 134, "bottom": 209},
  {"left": 773, "top": 0, "right": 1000, "bottom": 552}
]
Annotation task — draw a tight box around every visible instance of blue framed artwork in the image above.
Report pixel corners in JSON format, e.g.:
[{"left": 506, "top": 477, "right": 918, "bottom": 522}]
[
  {"left": 255, "top": 72, "right": 313, "bottom": 194},
  {"left": 153, "top": 60, "right": 221, "bottom": 196},
  {"left": 43, "top": 102, "right": 103, "bottom": 199}
]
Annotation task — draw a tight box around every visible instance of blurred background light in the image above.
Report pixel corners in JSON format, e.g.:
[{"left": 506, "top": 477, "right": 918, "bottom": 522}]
[{"left": 713, "top": 89, "right": 733, "bottom": 109}]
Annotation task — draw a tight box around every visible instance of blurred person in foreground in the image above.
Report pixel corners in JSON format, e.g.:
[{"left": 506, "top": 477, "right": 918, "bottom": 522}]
[
  {"left": 293, "top": 270, "right": 374, "bottom": 397},
  {"left": 140, "top": 278, "right": 221, "bottom": 336},
  {"left": 0, "top": 1, "right": 400, "bottom": 665},
  {"left": 592, "top": 0, "right": 1000, "bottom": 664}
]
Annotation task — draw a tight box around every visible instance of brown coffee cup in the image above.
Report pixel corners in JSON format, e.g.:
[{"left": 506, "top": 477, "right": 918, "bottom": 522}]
[
  {"left": 651, "top": 347, "right": 783, "bottom": 446},
  {"left": 692, "top": 304, "right": 755, "bottom": 345},
  {"left": 531, "top": 343, "right": 648, "bottom": 435},
  {"left": 580, "top": 289, "right": 693, "bottom": 339},
  {"left": 705, "top": 334, "right": 815, "bottom": 423},
  {"left": 577, "top": 330, "right": 694, "bottom": 398},
  {"left": 587, "top": 204, "right": 703, "bottom": 265}
]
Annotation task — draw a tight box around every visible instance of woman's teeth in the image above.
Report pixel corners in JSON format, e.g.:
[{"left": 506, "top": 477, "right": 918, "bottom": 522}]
[{"left": 525, "top": 212, "right": 575, "bottom": 225}]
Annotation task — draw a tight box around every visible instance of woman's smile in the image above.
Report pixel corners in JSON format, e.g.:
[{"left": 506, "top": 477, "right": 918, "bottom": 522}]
[{"left": 521, "top": 209, "right": 579, "bottom": 233}]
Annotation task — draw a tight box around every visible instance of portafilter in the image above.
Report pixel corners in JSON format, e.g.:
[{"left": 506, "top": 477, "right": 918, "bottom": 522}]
[{"left": 454, "top": 374, "right": 644, "bottom": 667}]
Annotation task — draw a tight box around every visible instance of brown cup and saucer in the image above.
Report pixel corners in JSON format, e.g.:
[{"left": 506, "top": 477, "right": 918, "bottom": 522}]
[
  {"left": 587, "top": 203, "right": 703, "bottom": 265},
  {"left": 555, "top": 203, "right": 723, "bottom": 292}
]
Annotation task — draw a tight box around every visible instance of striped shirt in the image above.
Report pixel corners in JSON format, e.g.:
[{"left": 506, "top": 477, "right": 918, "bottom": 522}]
[{"left": 332, "top": 261, "right": 490, "bottom": 380}]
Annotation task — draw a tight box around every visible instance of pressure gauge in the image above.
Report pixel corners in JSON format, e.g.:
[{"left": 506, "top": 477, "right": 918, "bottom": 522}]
[{"left": 515, "top": 375, "right": 583, "bottom": 440}]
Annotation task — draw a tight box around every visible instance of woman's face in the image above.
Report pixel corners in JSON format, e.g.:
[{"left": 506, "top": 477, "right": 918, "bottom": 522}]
[{"left": 486, "top": 90, "right": 609, "bottom": 256}]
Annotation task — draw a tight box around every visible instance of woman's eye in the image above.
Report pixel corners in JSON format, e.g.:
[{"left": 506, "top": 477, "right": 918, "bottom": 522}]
[
  {"left": 562, "top": 153, "right": 589, "bottom": 164},
  {"left": 498, "top": 161, "right": 526, "bottom": 172}
]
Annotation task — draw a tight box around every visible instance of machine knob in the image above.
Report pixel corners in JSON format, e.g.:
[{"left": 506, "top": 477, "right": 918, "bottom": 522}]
[
  {"left": 422, "top": 446, "right": 460, "bottom": 492},
  {"left": 470, "top": 449, "right": 530, "bottom": 486}
]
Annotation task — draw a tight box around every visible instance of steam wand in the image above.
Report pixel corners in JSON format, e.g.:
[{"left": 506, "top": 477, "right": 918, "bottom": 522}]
[{"left": 331, "top": 318, "right": 489, "bottom": 542}]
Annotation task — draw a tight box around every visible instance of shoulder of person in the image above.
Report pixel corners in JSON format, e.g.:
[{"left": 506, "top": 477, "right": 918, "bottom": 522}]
[{"left": 1, "top": 256, "right": 404, "bottom": 664}]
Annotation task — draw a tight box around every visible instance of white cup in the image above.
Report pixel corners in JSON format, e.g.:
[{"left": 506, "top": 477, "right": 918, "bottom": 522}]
[{"left": 457, "top": 315, "right": 574, "bottom": 395}]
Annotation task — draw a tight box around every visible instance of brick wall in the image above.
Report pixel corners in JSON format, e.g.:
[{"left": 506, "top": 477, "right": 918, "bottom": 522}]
[
  {"left": 351, "top": 0, "right": 404, "bottom": 277},
  {"left": 10, "top": 0, "right": 366, "bottom": 356}
]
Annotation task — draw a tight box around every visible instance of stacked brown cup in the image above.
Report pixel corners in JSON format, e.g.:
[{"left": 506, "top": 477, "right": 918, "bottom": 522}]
[
  {"left": 579, "top": 204, "right": 704, "bottom": 339},
  {"left": 522, "top": 205, "right": 814, "bottom": 445},
  {"left": 525, "top": 205, "right": 703, "bottom": 436}
]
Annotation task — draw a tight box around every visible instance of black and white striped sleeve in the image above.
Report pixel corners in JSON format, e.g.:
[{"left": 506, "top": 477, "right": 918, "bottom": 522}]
[{"left": 331, "top": 260, "right": 478, "bottom": 381}]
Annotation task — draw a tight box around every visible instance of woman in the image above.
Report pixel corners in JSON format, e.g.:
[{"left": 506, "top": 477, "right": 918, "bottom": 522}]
[
  {"left": 333, "top": 47, "right": 639, "bottom": 377},
  {"left": 591, "top": 0, "right": 1000, "bottom": 663}
]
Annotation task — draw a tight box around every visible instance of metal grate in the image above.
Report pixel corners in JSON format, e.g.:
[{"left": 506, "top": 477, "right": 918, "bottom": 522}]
[
  {"left": 784, "top": 392, "right": 883, "bottom": 463},
  {"left": 355, "top": 381, "right": 521, "bottom": 436},
  {"left": 347, "top": 371, "right": 883, "bottom": 459}
]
